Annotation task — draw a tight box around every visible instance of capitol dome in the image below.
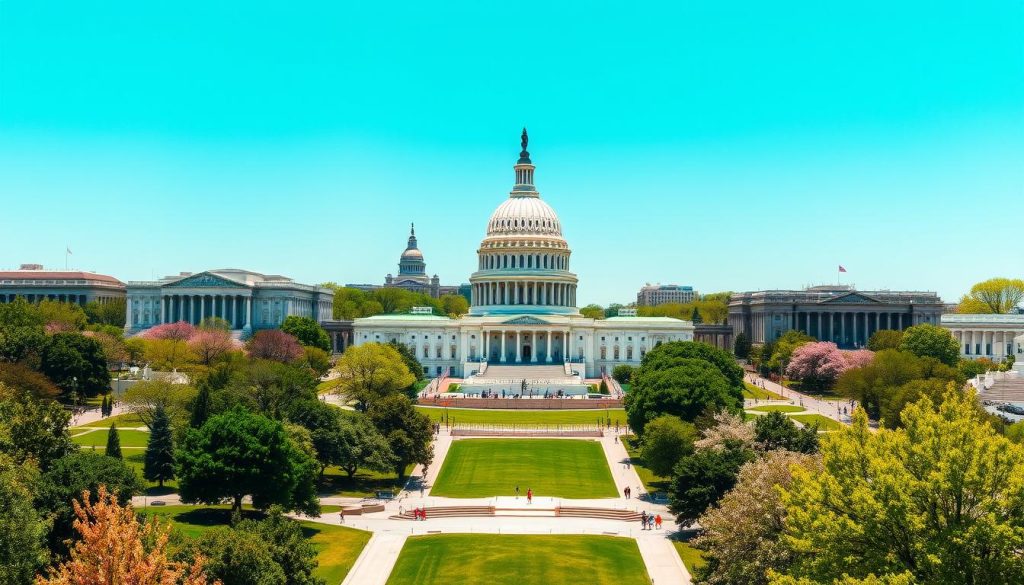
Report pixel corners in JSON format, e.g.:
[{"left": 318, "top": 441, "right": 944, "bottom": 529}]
[{"left": 469, "top": 130, "right": 579, "bottom": 317}]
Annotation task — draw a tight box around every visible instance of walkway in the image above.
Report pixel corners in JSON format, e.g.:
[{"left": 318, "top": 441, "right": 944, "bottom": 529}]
[
  {"left": 746, "top": 373, "right": 853, "bottom": 423},
  {"left": 319, "top": 427, "right": 690, "bottom": 585}
]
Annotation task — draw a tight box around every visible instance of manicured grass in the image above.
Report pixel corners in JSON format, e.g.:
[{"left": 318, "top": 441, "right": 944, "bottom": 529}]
[
  {"left": 72, "top": 411, "right": 147, "bottom": 430},
  {"left": 622, "top": 435, "right": 670, "bottom": 493},
  {"left": 318, "top": 464, "right": 413, "bottom": 498},
  {"left": 415, "top": 406, "right": 626, "bottom": 426},
  {"left": 316, "top": 379, "right": 337, "bottom": 394},
  {"left": 431, "top": 439, "right": 617, "bottom": 498},
  {"left": 137, "top": 505, "right": 369, "bottom": 583},
  {"left": 386, "top": 534, "right": 650, "bottom": 585},
  {"left": 790, "top": 414, "right": 843, "bottom": 431},
  {"left": 743, "top": 382, "right": 785, "bottom": 400},
  {"left": 72, "top": 428, "right": 151, "bottom": 448},
  {"left": 746, "top": 405, "right": 805, "bottom": 413},
  {"left": 673, "top": 540, "right": 707, "bottom": 575}
]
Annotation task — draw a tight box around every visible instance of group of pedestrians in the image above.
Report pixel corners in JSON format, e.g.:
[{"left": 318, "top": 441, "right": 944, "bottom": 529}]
[
  {"left": 514, "top": 485, "right": 534, "bottom": 504},
  {"left": 640, "top": 511, "right": 662, "bottom": 530},
  {"left": 412, "top": 507, "right": 428, "bottom": 520}
]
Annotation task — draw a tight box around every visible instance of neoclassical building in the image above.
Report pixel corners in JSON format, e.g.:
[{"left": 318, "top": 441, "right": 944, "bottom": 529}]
[
  {"left": 353, "top": 131, "right": 694, "bottom": 378},
  {"left": 347, "top": 224, "right": 461, "bottom": 299},
  {"left": 0, "top": 264, "right": 125, "bottom": 305},
  {"left": 729, "top": 285, "right": 945, "bottom": 348},
  {"left": 125, "top": 269, "right": 333, "bottom": 335},
  {"left": 941, "top": 313, "right": 1024, "bottom": 362}
]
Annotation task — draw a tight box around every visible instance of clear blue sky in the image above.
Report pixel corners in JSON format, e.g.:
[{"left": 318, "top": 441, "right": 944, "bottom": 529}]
[{"left": 1, "top": 1, "right": 1021, "bottom": 306}]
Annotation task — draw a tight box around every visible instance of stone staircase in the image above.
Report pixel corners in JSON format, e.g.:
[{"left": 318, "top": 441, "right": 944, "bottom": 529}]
[
  {"left": 477, "top": 364, "right": 570, "bottom": 379},
  {"left": 389, "top": 504, "right": 643, "bottom": 521},
  {"left": 557, "top": 506, "right": 643, "bottom": 521},
  {"left": 389, "top": 505, "right": 494, "bottom": 520}
]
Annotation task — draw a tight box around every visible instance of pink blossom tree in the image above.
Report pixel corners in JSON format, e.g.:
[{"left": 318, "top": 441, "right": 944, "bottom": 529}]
[
  {"left": 785, "top": 341, "right": 850, "bottom": 391},
  {"left": 188, "top": 328, "right": 238, "bottom": 365},
  {"left": 246, "top": 329, "right": 304, "bottom": 363},
  {"left": 842, "top": 349, "right": 875, "bottom": 370},
  {"left": 142, "top": 321, "right": 196, "bottom": 342}
]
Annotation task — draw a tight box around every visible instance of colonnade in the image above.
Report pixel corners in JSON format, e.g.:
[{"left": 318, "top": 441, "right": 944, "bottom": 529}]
[
  {"left": 948, "top": 329, "right": 1021, "bottom": 360},
  {"left": 0, "top": 293, "right": 91, "bottom": 304},
  {"left": 160, "top": 294, "right": 251, "bottom": 329},
  {"left": 479, "top": 251, "right": 568, "bottom": 271},
  {"left": 749, "top": 309, "right": 939, "bottom": 347},
  {"left": 472, "top": 281, "right": 576, "bottom": 308},
  {"left": 480, "top": 328, "right": 575, "bottom": 364}
]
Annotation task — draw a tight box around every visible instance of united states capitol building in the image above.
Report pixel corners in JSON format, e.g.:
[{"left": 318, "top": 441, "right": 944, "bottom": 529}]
[{"left": 352, "top": 131, "right": 693, "bottom": 382}]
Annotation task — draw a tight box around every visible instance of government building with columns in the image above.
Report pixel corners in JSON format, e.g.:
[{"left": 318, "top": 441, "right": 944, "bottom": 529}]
[
  {"left": 940, "top": 313, "right": 1024, "bottom": 362},
  {"left": 0, "top": 264, "right": 125, "bottom": 305},
  {"left": 352, "top": 131, "right": 694, "bottom": 379},
  {"left": 729, "top": 285, "right": 945, "bottom": 348},
  {"left": 125, "top": 269, "right": 333, "bottom": 335}
]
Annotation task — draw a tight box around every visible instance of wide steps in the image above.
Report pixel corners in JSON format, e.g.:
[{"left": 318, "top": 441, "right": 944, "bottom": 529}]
[
  {"left": 557, "top": 507, "right": 644, "bottom": 521},
  {"left": 389, "top": 505, "right": 644, "bottom": 522},
  {"left": 389, "top": 506, "right": 494, "bottom": 520}
]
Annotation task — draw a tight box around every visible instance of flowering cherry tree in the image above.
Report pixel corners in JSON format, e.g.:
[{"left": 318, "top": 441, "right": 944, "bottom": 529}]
[
  {"left": 246, "top": 329, "right": 304, "bottom": 363},
  {"left": 142, "top": 321, "right": 196, "bottom": 341},
  {"left": 188, "top": 328, "right": 238, "bottom": 365},
  {"left": 785, "top": 342, "right": 851, "bottom": 390},
  {"left": 843, "top": 348, "right": 876, "bottom": 370}
]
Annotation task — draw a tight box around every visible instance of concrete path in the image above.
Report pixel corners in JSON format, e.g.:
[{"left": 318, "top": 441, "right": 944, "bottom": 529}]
[
  {"left": 746, "top": 373, "right": 854, "bottom": 423},
  {"left": 70, "top": 404, "right": 127, "bottom": 427}
]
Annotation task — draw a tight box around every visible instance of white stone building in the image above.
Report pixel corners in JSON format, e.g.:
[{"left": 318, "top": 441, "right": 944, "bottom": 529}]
[
  {"left": 940, "top": 313, "right": 1024, "bottom": 362},
  {"left": 353, "top": 131, "right": 694, "bottom": 378}
]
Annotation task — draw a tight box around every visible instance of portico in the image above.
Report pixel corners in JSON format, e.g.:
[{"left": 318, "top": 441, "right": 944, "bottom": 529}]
[{"left": 941, "top": 314, "right": 1024, "bottom": 362}]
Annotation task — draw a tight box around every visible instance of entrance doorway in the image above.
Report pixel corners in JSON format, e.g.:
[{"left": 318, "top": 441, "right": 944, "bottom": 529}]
[{"left": 522, "top": 345, "right": 532, "bottom": 362}]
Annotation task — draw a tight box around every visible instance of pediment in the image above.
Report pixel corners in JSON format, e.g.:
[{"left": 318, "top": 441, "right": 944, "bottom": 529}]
[
  {"left": 820, "top": 292, "right": 881, "bottom": 305},
  {"left": 165, "top": 272, "right": 246, "bottom": 289},
  {"left": 502, "top": 316, "right": 550, "bottom": 325}
]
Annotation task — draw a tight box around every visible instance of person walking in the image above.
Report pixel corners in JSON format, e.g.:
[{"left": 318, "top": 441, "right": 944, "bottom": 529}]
[
  {"left": 655, "top": 514, "right": 662, "bottom": 529},
  {"left": 527, "top": 488, "right": 533, "bottom": 504},
  {"left": 640, "top": 511, "right": 648, "bottom": 530},
  {"left": 515, "top": 485, "right": 520, "bottom": 499}
]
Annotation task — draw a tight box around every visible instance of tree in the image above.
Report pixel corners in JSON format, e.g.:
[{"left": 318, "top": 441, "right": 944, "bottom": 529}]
[
  {"left": 669, "top": 442, "right": 755, "bottom": 527},
  {"left": 188, "top": 327, "right": 236, "bottom": 366},
  {"left": 176, "top": 408, "right": 319, "bottom": 515},
  {"left": 122, "top": 380, "right": 198, "bottom": 431},
  {"left": 866, "top": 329, "right": 903, "bottom": 351},
  {"left": 777, "top": 390, "right": 1024, "bottom": 584},
  {"left": 580, "top": 304, "right": 605, "bottom": 319},
  {"left": 690, "top": 306, "right": 704, "bottom": 324},
  {"left": 784, "top": 342, "right": 852, "bottom": 391},
  {"left": 37, "top": 486, "right": 212, "bottom": 585},
  {"left": 198, "top": 316, "right": 231, "bottom": 331},
  {"left": 387, "top": 340, "right": 424, "bottom": 381},
  {"left": 898, "top": 323, "right": 960, "bottom": 367},
  {"left": 105, "top": 423, "right": 122, "bottom": 459},
  {"left": 37, "top": 299, "right": 88, "bottom": 331},
  {"left": 223, "top": 360, "right": 317, "bottom": 418},
  {"left": 694, "top": 451, "right": 821, "bottom": 585},
  {"left": 248, "top": 329, "right": 305, "bottom": 363},
  {"left": 336, "top": 412, "right": 396, "bottom": 478},
  {"left": 753, "top": 411, "right": 819, "bottom": 453},
  {"left": 190, "top": 525, "right": 285, "bottom": 585},
  {"left": 767, "top": 331, "right": 815, "bottom": 372},
  {"left": 626, "top": 341, "right": 744, "bottom": 434},
  {"left": 83, "top": 298, "right": 127, "bottom": 327},
  {"left": 280, "top": 316, "right": 331, "bottom": 352},
  {"left": 367, "top": 394, "right": 433, "bottom": 477},
  {"left": 142, "top": 321, "right": 196, "bottom": 341},
  {"left": 835, "top": 349, "right": 960, "bottom": 423},
  {"left": 244, "top": 509, "right": 324, "bottom": 585},
  {"left": 0, "top": 361, "right": 61, "bottom": 399},
  {"left": 733, "top": 332, "right": 752, "bottom": 359},
  {"left": 86, "top": 330, "right": 128, "bottom": 368},
  {"left": 333, "top": 343, "right": 416, "bottom": 410},
  {"left": 144, "top": 404, "right": 175, "bottom": 487},
  {"left": 302, "top": 346, "right": 332, "bottom": 378},
  {"left": 611, "top": 364, "right": 634, "bottom": 384},
  {"left": 956, "top": 277, "right": 1024, "bottom": 314},
  {"left": 36, "top": 452, "right": 143, "bottom": 556},
  {"left": 143, "top": 338, "right": 198, "bottom": 371},
  {"left": 190, "top": 382, "right": 211, "bottom": 428},
  {"left": 0, "top": 383, "right": 75, "bottom": 470},
  {"left": 639, "top": 415, "right": 697, "bottom": 476},
  {"left": 440, "top": 294, "right": 469, "bottom": 317},
  {"left": 40, "top": 332, "right": 110, "bottom": 397},
  {"left": 0, "top": 454, "right": 48, "bottom": 585}
]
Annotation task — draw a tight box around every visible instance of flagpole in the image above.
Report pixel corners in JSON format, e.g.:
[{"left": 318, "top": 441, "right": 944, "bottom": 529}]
[{"left": 65, "top": 245, "right": 68, "bottom": 270}]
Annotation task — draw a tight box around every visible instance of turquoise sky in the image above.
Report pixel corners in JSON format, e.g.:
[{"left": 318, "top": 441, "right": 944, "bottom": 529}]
[{"left": 1, "top": 1, "right": 1021, "bottom": 306}]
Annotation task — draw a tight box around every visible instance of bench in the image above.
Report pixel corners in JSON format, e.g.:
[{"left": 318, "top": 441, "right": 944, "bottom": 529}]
[{"left": 376, "top": 491, "right": 396, "bottom": 501}]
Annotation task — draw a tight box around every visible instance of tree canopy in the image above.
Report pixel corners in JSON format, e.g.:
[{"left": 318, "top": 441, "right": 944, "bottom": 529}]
[
  {"left": 956, "top": 277, "right": 1024, "bottom": 314},
  {"left": 898, "top": 323, "right": 960, "bottom": 367},
  {"left": 333, "top": 343, "right": 416, "bottom": 410},
  {"left": 280, "top": 316, "right": 331, "bottom": 352},
  {"left": 40, "top": 332, "right": 109, "bottom": 397},
  {"left": 367, "top": 394, "right": 433, "bottom": 477}
]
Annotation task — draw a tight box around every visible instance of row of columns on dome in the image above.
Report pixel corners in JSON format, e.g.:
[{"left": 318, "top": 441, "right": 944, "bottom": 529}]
[
  {"left": 948, "top": 329, "right": 1021, "bottom": 360},
  {"left": 479, "top": 252, "right": 568, "bottom": 271},
  {"left": 473, "top": 281, "right": 576, "bottom": 307},
  {"left": 772, "top": 310, "right": 932, "bottom": 348}
]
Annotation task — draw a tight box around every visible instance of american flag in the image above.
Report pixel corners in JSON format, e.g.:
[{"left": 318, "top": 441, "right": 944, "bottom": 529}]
[{"left": 838, "top": 265, "right": 847, "bottom": 273}]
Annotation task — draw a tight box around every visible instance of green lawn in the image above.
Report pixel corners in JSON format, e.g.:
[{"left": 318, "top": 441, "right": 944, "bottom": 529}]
[
  {"left": 431, "top": 438, "right": 617, "bottom": 498},
  {"left": 137, "top": 505, "right": 368, "bottom": 583},
  {"left": 318, "top": 464, "right": 413, "bottom": 498},
  {"left": 72, "top": 428, "right": 151, "bottom": 448},
  {"left": 622, "top": 435, "right": 670, "bottom": 493},
  {"left": 415, "top": 406, "right": 626, "bottom": 426},
  {"left": 72, "top": 411, "right": 146, "bottom": 430},
  {"left": 790, "top": 414, "right": 843, "bottom": 431},
  {"left": 386, "top": 534, "right": 649, "bottom": 585},
  {"left": 316, "top": 379, "right": 337, "bottom": 394},
  {"left": 743, "top": 382, "right": 784, "bottom": 400},
  {"left": 673, "top": 540, "right": 707, "bottom": 575},
  {"left": 746, "top": 405, "right": 805, "bottom": 413}
]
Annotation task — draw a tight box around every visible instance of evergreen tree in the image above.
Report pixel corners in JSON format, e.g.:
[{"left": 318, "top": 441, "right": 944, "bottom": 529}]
[
  {"left": 190, "top": 382, "right": 211, "bottom": 428},
  {"left": 105, "top": 423, "right": 122, "bottom": 459},
  {"left": 144, "top": 404, "right": 176, "bottom": 487},
  {"left": 100, "top": 395, "right": 108, "bottom": 417},
  {"left": 733, "top": 332, "right": 752, "bottom": 359},
  {"left": 690, "top": 306, "right": 703, "bottom": 324}
]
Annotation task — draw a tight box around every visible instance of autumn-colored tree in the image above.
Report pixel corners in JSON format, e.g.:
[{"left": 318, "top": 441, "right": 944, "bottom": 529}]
[
  {"left": 188, "top": 328, "right": 237, "bottom": 366},
  {"left": 247, "top": 330, "right": 304, "bottom": 363},
  {"left": 142, "top": 321, "right": 196, "bottom": 341},
  {"left": 36, "top": 486, "right": 215, "bottom": 585},
  {"left": 956, "top": 277, "right": 1024, "bottom": 314}
]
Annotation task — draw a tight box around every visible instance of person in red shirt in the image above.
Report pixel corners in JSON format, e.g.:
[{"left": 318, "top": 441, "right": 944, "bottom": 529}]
[{"left": 527, "top": 488, "right": 533, "bottom": 504}]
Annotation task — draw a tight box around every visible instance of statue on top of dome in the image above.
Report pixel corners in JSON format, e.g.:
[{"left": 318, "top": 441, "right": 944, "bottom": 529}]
[{"left": 519, "top": 128, "right": 531, "bottom": 164}]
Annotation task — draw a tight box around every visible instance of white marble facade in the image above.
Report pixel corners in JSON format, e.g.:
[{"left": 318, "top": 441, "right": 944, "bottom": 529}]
[
  {"left": 941, "top": 313, "right": 1024, "bottom": 362},
  {"left": 353, "top": 131, "right": 694, "bottom": 378},
  {"left": 125, "top": 268, "right": 333, "bottom": 334}
]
